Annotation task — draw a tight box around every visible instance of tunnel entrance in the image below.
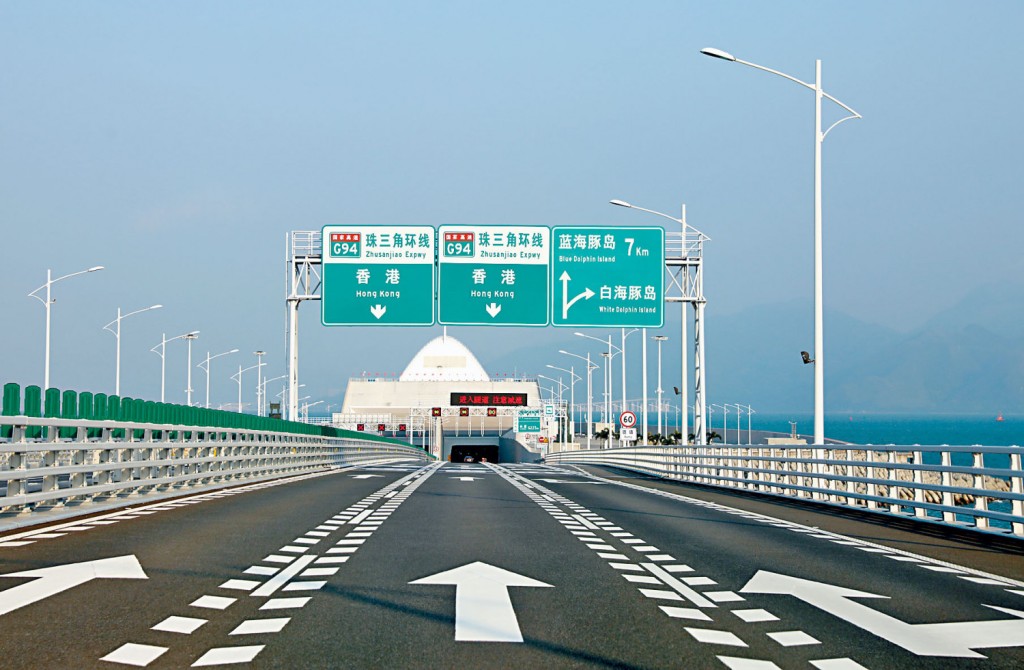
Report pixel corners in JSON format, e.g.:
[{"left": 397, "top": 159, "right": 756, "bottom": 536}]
[{"left": 450, "top": 444, "right": 500, "bottom": 463}]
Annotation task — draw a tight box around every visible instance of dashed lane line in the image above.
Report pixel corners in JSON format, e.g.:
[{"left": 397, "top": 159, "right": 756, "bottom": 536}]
[{"left": 100, "top": 461, "right": 443, "bottom": 667}]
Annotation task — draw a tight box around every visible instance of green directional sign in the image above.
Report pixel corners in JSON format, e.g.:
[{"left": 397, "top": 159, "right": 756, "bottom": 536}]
[
  {"left": 550, "top": 226, "right": 664, "bottom": 328},
  {"left": 438, "top": 225, "right": 550, "bottom": 326},
  {"left": 517, "top": 409, "right": 542, "bottom": 433},
  {"left": 321, "top": 225, "right": 435, "bottom": 326}
]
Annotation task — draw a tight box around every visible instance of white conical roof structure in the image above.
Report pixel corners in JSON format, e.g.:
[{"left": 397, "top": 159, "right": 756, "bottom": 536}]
[{"left": 399, "top": 334, "right": 489, "bottom": 382}]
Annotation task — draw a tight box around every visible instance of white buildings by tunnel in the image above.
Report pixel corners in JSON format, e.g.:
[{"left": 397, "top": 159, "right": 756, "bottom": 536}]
[{"left": 334, "top": 333, "right": 548, "bottom": 462}]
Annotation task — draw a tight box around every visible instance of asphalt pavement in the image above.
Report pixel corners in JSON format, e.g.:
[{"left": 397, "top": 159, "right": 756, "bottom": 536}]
[{"left": 1, "top": 461, "right": 1023, "bottom": 669}]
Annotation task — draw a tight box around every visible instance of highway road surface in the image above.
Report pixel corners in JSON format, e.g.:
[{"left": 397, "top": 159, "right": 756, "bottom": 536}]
[{"left": 2, "top": 461, "right": 1023, "bottom": 669}]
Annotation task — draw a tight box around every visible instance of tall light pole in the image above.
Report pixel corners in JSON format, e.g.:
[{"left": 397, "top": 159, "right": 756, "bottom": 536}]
[
  {"left": 620, "top": 328, "right": 639, "bottom": 419},
  {"left": 254, "top": 350, "right": 266, "bottom": 415},
  {"left": 711, "top": 403, "right": 729, "bottom": 443},
  {"left": 198, "top": 348, "right": 239, "bottom": 408},
  {"left": 575, "top": 332, "right": 623, "bottom": 444},
  {"left": 559, "top": 350, "right": 595, "bottom": 449},
  {"left": 151, "top": 330, "right": 199, "bottom": 402},
  {"left": 185, "top": 333, "right": 198, "bottom": 405},
  {"left": 610, "top": 199, "right": 709, "bottom": 445},
  {"left": 600, "top": 352, "right": 611, "bottom": 448},
  {"left": 232, "top": 363, "right": 263, "bottom": 413},
  {"left": 262, "top": 374, "right": 286, "bottom": 414},
  {"left": 28, "top": 265, "right": 104, "bottom": 391},
  {"left": 537, "top": 374, "right": 568, "bottom": 443},
  {"left": 701, "top": 47, "right": 860, "bottom": 445},
  {"left": 547, "top": 364, "right": 581, "bottom": 442},
  {"left": 652, "top": 335, "right": 668, "bottom": 439},
  {"left": 103, "top": 304, "right": 162, "bottom": 396}
]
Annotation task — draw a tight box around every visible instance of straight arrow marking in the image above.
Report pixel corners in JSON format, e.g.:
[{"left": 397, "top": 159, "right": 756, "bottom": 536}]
[
  {"left": 0, "top": 555, "right": 147, "bottom": 617},
  {"left": 410, "top": 561, "right": 552, "bottom": 642}
]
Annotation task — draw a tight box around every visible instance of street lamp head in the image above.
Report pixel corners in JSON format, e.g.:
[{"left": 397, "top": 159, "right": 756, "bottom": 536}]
[
  {"left": 87, "top": 266, "right": 105, "bottom": 272},
  {"left": 653, "top": 335, "right": 668, "bottom": 342},
  {"left": 255, "top": 350, "right": 266, "bottom": 355},
  {"left": 609, "top": 199, "right": 632, "bottom": 208},
  {"left": 700, "top": 47, "right": 736, "bottom": 62},
  {"left": 150, "top": 304, "right": 163, "bottom": 310},
  {"left": 229, "top": 348, "right": 240, "bottom": 354}
]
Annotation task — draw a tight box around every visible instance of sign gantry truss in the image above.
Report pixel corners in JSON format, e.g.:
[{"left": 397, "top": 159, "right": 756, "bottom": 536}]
[{"left": 284, "top": 226, "right": 709, "bottom": 444}]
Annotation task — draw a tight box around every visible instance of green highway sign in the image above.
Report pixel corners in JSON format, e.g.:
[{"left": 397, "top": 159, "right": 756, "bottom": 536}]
[
  {"left": 550, "top": 226, "right": 664, "bottom": 328},
  {"left": 438, "top": 225, "right": 550, "bottom": 326},
  {"left": 321, "top": 225, "right": 435, "bottom": 326},
  {"left": 517, "top": 409, "right": 542, "bottom": 433}
]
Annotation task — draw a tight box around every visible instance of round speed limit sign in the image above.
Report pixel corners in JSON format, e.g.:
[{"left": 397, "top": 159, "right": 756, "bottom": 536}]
[{"left": 619, "top": 411, "right": 637, "bottom": 428}]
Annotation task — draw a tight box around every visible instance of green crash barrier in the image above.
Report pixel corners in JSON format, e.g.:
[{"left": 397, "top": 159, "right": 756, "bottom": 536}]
[
  {"left": 24, "top": 385, "right": 42, "bottom": 439},
  {"left": 1, "top": 382, "right": 18, "bottom": 439},
  {"left": 2, "top": 380, "right": 422, "bottom": 450},
  {"left": 60, "top": 389, "right": 78, "bottom": 439},
  {"left": 43, "top": 388, "right": 61, "bottom": 437}
]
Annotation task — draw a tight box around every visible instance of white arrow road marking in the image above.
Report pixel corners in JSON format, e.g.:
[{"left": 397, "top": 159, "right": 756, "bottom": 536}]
[
  {"left": 410, "top": 561, "right": 552, "bottom": 642},
  {"left": 742, "top": 570, "right": 1024, "bottom": 658},
  {"left": 485, "top": 303, "right": 502, "bottom": 318},
  {"left": 0, "top": 555, "right": 147, "bottom": 617},
  {"left": 350, "top": 474, "right": 384, "bottom": 479},
  {"left": 370, "top": 304, "right": 387, "bottom": 319},
  {"left": 559, "top": 271, "right": 595, "bottom": 319}
]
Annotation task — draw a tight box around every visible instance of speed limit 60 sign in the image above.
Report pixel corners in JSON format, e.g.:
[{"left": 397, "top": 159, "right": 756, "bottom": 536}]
[{"left": 619, "top": 411, "right": 637, "bottom": 429}]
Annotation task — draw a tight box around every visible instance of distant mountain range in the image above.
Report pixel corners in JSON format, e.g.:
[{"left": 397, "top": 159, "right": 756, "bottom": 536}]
[{"left": 477, "top": 282, "right": 1024, "bottom": 414}]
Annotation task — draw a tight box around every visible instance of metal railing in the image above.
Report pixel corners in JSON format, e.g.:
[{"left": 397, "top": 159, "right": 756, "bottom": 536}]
[
  {"left": 545, "top": 443, "right": 1024, "bottom": 537},
  {"left": 1, "top": 414, "right": 431, "bottom": 517}
]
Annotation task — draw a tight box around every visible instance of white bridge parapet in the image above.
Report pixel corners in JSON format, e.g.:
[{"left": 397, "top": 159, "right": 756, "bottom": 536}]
[
  {"left": 545, "top": 443, "right": 1024, "bottom": 538},
  {"left": 0, "top": 414, "right": 430, "bottom": 521}
]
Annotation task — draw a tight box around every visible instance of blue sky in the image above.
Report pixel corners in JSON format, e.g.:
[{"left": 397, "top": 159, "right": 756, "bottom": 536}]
[{"left": 1, "top": 2, "right": 1021, "bottom": 412}]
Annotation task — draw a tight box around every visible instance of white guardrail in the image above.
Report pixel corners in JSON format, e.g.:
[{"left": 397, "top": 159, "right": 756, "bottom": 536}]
[
  {"left": 1, "top": 415, "right": 431, "bottom": 517},
  {"left": 545, "top": 444, "right": 1024, "bottom": 537}
]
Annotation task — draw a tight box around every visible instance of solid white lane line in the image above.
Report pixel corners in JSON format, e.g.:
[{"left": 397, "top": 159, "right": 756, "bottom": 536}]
[
  {"left": 348, "top": 509, "right": 374, "bottom": 525},
  {"left": 642, "top": 562, "right": 717, "bottom": 608},
  {"left": 251, "top": 555, "right": 317, "bottom": 597}
]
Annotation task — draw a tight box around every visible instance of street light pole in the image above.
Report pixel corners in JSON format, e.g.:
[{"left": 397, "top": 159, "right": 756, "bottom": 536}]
[
  {"left": 610, "top": 199, "right": 708, "bottom": 445},
  {"left": 701, "top": 47, "right": 860, "bottom": 445},
  {"left": 151, "top": 330, "right": 199, "bottom": 403},
  {"left": 560, "top": 350, "right": 595, "bottom": 450},
  {"left": 198, "top": 348, "right": 239, "bottom": 408},
  {"left": 254, "top": 350, "right": 266, "bottom": 416},
  {"left": 547, "top": 364, "right": 580, "bottom": 443},
  {"left": 102, "top": 303, "right": 162, "bottom": 396},
  {"left": 232, "top": 363, "right": 262, "bottom": 413},
  {"left": 185, "top": 334, "right": 198, "bottom": 406},
  {"left": 652, "top": 335, "right": 668, "bottom": 439},
  {"left": 28, "top": 265, "right": 104, "bottom": 391}
]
